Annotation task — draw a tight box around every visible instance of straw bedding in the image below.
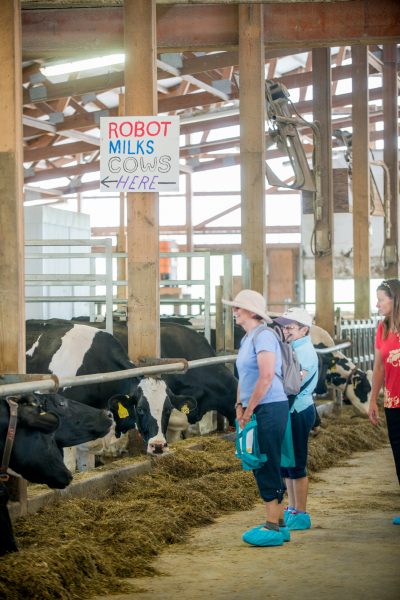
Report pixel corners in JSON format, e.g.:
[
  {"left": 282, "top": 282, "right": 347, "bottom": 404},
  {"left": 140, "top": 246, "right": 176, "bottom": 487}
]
[{"left": 0, "top": 408, "right": 389, "bottom": 600}]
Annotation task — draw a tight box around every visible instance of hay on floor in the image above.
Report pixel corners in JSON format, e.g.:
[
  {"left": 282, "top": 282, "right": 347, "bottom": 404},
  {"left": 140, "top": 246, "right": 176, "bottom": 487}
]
[{"left": 0, "top": 408, "right": 389, "bottom": 600}]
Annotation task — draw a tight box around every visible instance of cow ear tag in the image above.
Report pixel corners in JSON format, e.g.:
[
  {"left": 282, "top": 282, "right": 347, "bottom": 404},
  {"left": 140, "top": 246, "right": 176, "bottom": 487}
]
[
  {"left": 118, "top": 402, "right": 129, "bottom": 419},
  {"left": 180, "top": 404, "right": 190, "bottom": 415}
]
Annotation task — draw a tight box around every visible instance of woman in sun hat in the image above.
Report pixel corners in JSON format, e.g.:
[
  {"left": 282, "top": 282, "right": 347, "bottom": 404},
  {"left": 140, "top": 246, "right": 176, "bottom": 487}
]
[
  {"left": 222, "top": 289, "right": 289, "bottom": 547},
  {"left": 368, "top": 279, "right": 400, "bottom": 526},
  {"left": 274, "top": 307, "right": 318, "bottom": 532}
]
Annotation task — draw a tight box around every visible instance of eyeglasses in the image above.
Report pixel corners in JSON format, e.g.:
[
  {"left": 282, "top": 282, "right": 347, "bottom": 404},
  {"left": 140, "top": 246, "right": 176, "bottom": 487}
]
[{"left": 282, "top": 325, "right": 300, "bottom": 331}]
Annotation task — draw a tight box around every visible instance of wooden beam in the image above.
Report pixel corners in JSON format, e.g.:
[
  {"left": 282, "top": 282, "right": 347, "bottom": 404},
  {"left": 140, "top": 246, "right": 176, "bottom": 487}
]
[
  {"left": 24, "top": 140, "right": 96, "bottom": 162},
  {"left": 0, "top": 1, "right": 25, "bottom": 374},
  {"left": 125, "top": 0, "right": 160, "bottom": 362},
  {"left": 352, "top": 45, "right": 371, "bottom": 318},
  {"left": 21, "top": 1, "right": 400, "bottom": 58},
  {"left": 383, "top": 44, "right": 399, "bottom": 278},
  {"left": 239, "top": 4, "right": 266, "bottom": 295},
  {"left": 179, "top": 47, "right": 310, "bottom": 76},
  {"left": 23, "top": 70, "right": 123, "bottom": 105},
  {"left": 92, "top": 225, "right": 300, "bottom": 237},
  {"left": 313, "top": 48, "right": 334, "bottom": 335},
  {"left": 24, "top": 160, "right": 99, "bottom": 183}
]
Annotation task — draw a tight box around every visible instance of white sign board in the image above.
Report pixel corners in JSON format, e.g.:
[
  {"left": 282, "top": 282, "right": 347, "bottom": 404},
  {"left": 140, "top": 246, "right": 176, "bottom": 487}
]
[{"left": 100, "top": 116, "right": 180, "bottom": 193}]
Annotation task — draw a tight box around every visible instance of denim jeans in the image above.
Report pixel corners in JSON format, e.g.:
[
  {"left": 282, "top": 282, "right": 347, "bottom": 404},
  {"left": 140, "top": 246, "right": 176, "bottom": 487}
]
[
  {"left": 280, "top": 403, "right": 316, "bottom": 480},
  {"left": 253, "top": 401, "right": 289, "bottom": 502}
]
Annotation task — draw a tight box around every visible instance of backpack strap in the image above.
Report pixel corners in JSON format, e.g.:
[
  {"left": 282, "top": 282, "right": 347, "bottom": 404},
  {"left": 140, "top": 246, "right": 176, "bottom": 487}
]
[{"left": 251, "top": 324, "right": 284, "bottom": 380}]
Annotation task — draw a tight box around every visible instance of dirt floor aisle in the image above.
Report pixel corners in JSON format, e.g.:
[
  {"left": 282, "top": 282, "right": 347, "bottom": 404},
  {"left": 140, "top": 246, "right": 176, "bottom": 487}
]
[{"left": 95, "top": 447, "right": 400, "bottom": 600}]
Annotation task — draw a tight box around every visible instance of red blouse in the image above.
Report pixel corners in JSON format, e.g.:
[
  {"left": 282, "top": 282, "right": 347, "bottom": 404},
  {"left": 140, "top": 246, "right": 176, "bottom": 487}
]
[{"left": 375, "top": 321, "right": 400, "bottom": 409}]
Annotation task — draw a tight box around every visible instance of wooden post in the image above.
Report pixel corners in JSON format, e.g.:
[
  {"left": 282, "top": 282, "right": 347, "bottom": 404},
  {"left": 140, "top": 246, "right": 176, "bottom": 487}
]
[
  {"left": 185, "top": 160, "right": 193, "bottom": 282},
  {"left": 0, "top": 0, "right": 25, "bottom": 372},
  {"left": 117, "top": 93, "right": 127, "bottom": 306},
  {"left": 239, "top": 4, "right": 266, "bottom": 295},
  {"left": 383, "top": 45, "right": 399, "bottom": 279},
  {"left": 312, "top": 48, "right": 334, "bottom": 335},
  {"left": 352, "top": 46, "right": 370, "bottom": 318},
  {"left": 116, "top": 196, "right": 127, "bottom": 305},
  {"left": 0, "top": 0, "right": 27, "bottom": 517},
  {"left": 124, "top": 0, "right": 160, "bottom": 361},
  {"left": 215, "top": 285, "right": 224, "bottom": 353}
]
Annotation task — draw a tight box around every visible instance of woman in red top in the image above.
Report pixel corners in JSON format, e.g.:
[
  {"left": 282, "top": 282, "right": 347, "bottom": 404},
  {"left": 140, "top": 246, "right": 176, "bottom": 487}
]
[{"left": 368, "top": 279, "right": 400, "bottom": 525}]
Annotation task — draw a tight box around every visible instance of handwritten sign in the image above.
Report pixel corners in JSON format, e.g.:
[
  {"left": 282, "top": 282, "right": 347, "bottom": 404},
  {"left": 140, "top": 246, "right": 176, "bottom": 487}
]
[{"left": 100, "top": 116, "right": 180, "bottom": 192}]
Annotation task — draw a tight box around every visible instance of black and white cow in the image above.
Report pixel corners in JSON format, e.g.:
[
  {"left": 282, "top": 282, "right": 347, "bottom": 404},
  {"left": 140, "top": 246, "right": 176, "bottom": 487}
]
[
  {"left": 71, "top": 318, "right": 239, "bottom": 440},
  {"left": 310, "top": 324, "right": 372, "bottom": 415},
  {"left": 0, "top": 396, "right": 73, "bottom": 556},
  {"left": 160, "top": 322, "right": 238, "bottom": 426},
  {"left": 88, "top": 320, "right": 238, "bottom": 427},
  {"left": 0, "top": 378, "right": 113, "bottom": 449},
  {"left": 26, "top": 319, "right": 195, "bottom": 456}
]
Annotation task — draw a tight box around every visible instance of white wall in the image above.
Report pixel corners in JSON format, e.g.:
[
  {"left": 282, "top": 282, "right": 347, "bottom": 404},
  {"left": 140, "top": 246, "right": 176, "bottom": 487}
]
[{"left": 24, "top": 206, "right": 92, "bottom": 320}]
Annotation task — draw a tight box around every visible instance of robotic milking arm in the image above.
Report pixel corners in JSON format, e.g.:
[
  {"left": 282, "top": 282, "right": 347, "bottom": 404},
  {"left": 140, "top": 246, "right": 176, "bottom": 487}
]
[{"left": 264, "top": 80, "right": 330, "bottom": 256}]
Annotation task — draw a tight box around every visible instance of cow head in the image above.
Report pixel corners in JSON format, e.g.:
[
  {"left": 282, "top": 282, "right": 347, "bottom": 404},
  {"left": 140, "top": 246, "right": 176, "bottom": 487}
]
[
  {"left": 19, "top": 393, "right": 113, "bottom": 448},
  {"left": 0, "top": 398, "right": 73, "bottom": 489},
  {"left": 108, "top": 378, "right": 197, "bottom": 455}
]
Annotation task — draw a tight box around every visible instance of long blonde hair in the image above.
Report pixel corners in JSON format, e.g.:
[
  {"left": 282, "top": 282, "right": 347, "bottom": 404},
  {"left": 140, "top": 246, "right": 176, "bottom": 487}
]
[{"left": 377, "top": 279, "right": 400, "bottom": 339}]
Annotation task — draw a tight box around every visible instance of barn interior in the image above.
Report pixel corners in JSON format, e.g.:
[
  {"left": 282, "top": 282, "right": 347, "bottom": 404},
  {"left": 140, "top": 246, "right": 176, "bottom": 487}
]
[
  {"left": 0, "top": 2, "right": 399, "bottom": 594},
  {"left": 0, "top": 0, "right": 398, "bottom": 376}
]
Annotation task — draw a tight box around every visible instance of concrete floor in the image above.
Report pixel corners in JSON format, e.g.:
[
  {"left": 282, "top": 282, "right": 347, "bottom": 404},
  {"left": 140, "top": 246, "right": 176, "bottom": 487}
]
[{"left": 94, "top": 446, "right": 400, "bottom": 600}]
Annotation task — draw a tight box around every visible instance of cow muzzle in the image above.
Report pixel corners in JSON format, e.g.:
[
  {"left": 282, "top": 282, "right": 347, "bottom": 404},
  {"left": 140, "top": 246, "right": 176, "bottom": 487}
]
[{"left": 147, "top": 440, "right": 169, "bottom": 455}]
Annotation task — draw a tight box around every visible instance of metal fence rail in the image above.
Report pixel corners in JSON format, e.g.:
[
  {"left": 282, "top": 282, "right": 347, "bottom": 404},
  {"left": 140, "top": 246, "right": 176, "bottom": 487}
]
[
  {"left": 335, "top": 311, "right": 381, "bottom": 371},
  {"left": 25, "top": 241, "right": 212, "bottom": 342},
  {"left": 0, "top": 354, "right": 238, "bottom": 397}
]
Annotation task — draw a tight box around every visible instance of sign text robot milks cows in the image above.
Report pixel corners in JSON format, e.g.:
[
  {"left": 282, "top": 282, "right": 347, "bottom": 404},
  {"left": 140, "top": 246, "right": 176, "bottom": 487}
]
[{"left": 100, "top": 116, "right": 180, "bottom": 193}]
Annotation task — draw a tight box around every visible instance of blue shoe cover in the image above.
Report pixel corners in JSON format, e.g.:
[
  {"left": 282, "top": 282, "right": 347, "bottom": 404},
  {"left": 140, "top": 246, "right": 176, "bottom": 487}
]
[
  {"left": 279, "top": 526, "right": 291, "bottom": 542},
  {"left": 286, "top": 512, "right": 311, "bottom": 531},
  {"left": 283, "top": 507, "right": 294, "bottom": 525},
  {"left": 392, "top": 516, "right": 400, "bottom": 525},
  {"left": 255, "top": 523, "right": 290, "bottom": 542},
  {"left": 242, "top": 526, "right": 284, "bottom": 547}
]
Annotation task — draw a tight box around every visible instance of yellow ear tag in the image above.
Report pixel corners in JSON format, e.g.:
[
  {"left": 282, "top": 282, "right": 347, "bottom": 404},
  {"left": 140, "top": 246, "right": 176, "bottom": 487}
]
[
  {"left": 118, "top": 402, "right": 129, "bottom": 419},
  {"left": 180, "top": 404, "right": 190, "bottom": 415}
]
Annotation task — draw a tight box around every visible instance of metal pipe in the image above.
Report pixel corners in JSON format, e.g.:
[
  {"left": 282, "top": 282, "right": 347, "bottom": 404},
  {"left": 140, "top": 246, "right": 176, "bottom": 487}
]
[
  {"left": 314, "top": 342, "right": 351, "bottom": 354},
  {"left": 0, "top": 354, "right": 238, "bottom": 398},
  {"left": 0, "top": 362, "right": 185, "bottom": 397},
  {"left": 186, "top": 355, "right": 237, "bottom": 370}
]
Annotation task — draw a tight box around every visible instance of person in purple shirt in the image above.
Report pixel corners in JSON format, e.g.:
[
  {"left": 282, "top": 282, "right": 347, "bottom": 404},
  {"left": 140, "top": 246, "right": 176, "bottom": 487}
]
[{"left": 222, "top": 289, "right": 289, "bottom": 547}]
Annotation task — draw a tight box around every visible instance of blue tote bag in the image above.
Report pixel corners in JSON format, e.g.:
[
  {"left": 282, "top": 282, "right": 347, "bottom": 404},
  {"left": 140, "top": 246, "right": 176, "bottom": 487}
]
[
  {"left": 235, "top": 416, "right": 267, "bottom": 471},
  {"left": 235, "top": 414, "right": 295, "bottom": 470}
]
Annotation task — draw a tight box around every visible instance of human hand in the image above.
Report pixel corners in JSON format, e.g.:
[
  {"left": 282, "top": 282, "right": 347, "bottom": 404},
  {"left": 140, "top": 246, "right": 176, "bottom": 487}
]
[
  {"left": 368, "top": 403, "right": 379, "bottom": 426},
  {"left": 238, "top": 409, "right": 253, "bottom": 429}
]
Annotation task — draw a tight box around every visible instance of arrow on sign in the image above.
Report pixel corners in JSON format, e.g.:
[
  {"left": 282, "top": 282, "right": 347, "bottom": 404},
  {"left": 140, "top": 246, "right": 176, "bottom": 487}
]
[{"left": 101, "top": 176, "right": 118, "bottom": 188}]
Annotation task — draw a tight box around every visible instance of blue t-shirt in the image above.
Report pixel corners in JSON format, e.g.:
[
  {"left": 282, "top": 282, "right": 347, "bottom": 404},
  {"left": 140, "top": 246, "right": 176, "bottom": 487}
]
[
  {"left": 236, "top": 325, "right": 287, "bottom": 406},
  {"left": 291, "top": 335, "right": 318, "bottom": 413}
]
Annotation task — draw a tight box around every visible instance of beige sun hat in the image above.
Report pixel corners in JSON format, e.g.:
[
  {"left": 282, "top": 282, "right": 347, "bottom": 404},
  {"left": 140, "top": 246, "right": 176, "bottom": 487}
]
[
  {"left": 222, "top": 289, "right": 272, "bottom": 323},
  {"left": 274, "top": 307, "right": 313, "bottom": 328}
]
